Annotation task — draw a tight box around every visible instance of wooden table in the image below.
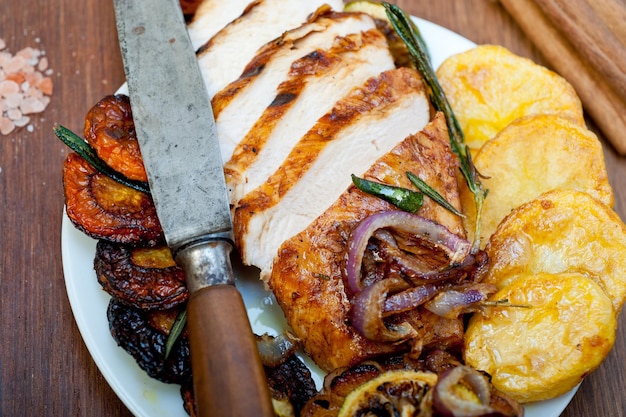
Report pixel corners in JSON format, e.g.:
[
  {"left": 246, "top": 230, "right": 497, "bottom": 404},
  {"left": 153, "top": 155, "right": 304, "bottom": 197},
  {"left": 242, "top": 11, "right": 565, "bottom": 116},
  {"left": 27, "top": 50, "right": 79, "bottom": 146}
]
[{"left": 1, "top": 0, "right": 624, "bottom": 416}]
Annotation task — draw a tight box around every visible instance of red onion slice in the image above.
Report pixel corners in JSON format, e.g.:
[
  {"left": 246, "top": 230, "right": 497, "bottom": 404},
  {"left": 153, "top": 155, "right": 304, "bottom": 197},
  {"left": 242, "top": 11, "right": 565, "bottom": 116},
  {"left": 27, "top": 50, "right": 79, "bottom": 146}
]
[
  {"left": 345, "top": 211, "right": 471, "bottom": 294},
  {"left": 383, "top": 284, "right": 440, "bottom": 315},
  {"left": 424, "top": 283, "right": 497, "bottom": 319},
  {"left": 433, "top": 365, "right": 498, "bottom": 417},
  {"left": 351, "top": 277, "right": 416, "bottom": 342}
]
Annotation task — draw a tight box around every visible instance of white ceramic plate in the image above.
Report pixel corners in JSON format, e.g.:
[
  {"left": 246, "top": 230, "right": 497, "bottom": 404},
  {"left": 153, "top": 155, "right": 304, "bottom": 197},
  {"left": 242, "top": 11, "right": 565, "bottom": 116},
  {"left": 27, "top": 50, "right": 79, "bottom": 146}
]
[{"left": 62, "top": 17, "right": 578, "bottom": 417}]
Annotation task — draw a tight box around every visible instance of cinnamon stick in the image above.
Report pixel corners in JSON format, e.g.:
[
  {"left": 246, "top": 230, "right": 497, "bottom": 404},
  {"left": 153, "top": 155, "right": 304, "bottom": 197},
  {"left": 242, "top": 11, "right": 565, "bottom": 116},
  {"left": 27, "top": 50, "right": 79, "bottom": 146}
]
[
  {"left": 534, "top": 0, "right": 626, "bottom": 98},
  {"left": 500, "top": 0, "right": 626, "bottom": 155}
]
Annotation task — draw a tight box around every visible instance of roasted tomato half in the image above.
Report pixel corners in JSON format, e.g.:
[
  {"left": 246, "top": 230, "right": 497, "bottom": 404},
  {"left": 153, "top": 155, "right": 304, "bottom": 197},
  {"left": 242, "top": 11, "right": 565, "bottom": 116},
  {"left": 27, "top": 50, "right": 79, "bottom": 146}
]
[
  {"left": 63, "top": 152, "right": 163, "bottom": 245},
  {"left": 95, "top": 240, "right": 188, "bottom": 310},
  {"left": 107, "top": 299, "right": 191, "bottom": 384},
  {"left": 84, "top": 94, "right": 148, "bottom": 182}
]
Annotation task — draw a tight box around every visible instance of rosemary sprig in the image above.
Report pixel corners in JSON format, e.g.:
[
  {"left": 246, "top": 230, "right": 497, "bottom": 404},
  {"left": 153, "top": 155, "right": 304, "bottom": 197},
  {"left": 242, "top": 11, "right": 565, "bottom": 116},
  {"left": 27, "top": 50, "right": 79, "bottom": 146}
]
[
  {"left": 54, "top": 124, "right": 151, "bottom": 194},
  {"left": 481, "top": 299, "right": 532, "bottom": 309},
  {"left": 165, "top": 309, "right": 187, "bottom": 360},
  {"left": 382, "top": 3, "right": 487, "bottom": 252},
  {"left": 406, "top": 171, "right": 464, "bottom": 217},
  {"left": 352, "top": 174, "right": 424, "bottom": 213}
]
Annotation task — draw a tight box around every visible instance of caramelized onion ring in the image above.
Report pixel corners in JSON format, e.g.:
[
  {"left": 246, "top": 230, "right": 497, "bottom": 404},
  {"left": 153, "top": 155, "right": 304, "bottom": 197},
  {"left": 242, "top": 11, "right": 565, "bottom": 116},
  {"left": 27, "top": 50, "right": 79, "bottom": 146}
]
[
  {"left": 433, "top": 365, "right": 497, "bottom": 417},
  {"left": 351, "top": 277, "right": 416, "bottom": 342},
  {"left": 424, "top": 283, "right": 497, "bottom": 319},
  {"left": 345, "top": 211, "right": 471, "bottom": 294}
]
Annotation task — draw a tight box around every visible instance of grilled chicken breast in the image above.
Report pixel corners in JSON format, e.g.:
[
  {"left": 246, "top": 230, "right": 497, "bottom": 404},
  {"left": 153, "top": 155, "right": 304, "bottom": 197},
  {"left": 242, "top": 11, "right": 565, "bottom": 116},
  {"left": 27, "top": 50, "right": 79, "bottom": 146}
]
[
  {"left": 186, "top": 0, "right": 466, "bottom": 373},
  {"left": 213, "top": 10, "right": 380, "bottom": 165},
  {"left": 234, "top": 67, "right": 432, "bottom": 279},
  {"left": 269, "top": 113, "right": 465, "bottom": 371},
  {"left": 187, "top": 0, "right": 253, "bottom": 50},
  {"left": 196, "top": 0, "right": 344, "bottom": 99},
  {"left": 225, "top": 28, "right": 396, "bottom": 206}
]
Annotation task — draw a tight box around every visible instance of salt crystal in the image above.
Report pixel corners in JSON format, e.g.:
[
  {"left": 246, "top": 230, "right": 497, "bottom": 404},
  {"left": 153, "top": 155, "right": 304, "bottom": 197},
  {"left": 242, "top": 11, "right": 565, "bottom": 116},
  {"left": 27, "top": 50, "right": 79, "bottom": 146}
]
[
  {"left": 5, "top": 92, "right": 23, "bottom": 108},
  {"left": 7, "top": 108, "right": 22, "bottom": 120},
  {"left": 27, "top": 124, "right": 34, "bottom": 132},
  {"left": 13, "top": 115, "right": 30, "bottom": 127},
  {"left": 0, "top": 51, "right": 11, "bottom": 66},
  {"left": 16, "top": 47, "right": 34, "bottom": 61},
  {"left": 38, "top": 57, "right": 48, "bottom": 72},
  {"left": 0, "top": 116, "right": 15, "bottom": 135},
  {"left": 0, "top": 38, "right": 5, "bottom": 50},
  {"left": 4, "top": 55, "right": 25, "bottom": 73},
  {"left": 37, "top": 77, "right": 53, "bottom": 95},
  {"left": 26, "top": 87, "right": 42, "bottom": 99},
  {"left": 0, "top": 80, "right": 20, "bottom": 97},
  {"left": 20, "top": 96, "right": 45, "bottom": 114}
]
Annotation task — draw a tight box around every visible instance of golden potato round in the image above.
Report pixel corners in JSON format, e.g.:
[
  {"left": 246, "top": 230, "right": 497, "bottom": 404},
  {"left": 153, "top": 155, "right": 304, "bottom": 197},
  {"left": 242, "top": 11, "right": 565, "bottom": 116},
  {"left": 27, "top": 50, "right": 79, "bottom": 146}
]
[
  {"left": 464, "top": 272, "right": 616, "bottom": 403},
  {"left": 461, "top": 114, "right": 613, "bottom": 245},
  {"left": 436, "top": 44, "right": 584, "bottom": 151},
  {"left": 485, "top": 189, "right": 626, "bottom": 313}
]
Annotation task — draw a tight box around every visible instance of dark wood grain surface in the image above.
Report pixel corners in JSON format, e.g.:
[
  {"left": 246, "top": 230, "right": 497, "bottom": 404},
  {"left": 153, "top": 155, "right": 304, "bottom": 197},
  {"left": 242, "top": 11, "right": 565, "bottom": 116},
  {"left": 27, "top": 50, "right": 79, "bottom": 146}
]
[{"left": 1, "top": 1, "right": 624, "bottom": 416}]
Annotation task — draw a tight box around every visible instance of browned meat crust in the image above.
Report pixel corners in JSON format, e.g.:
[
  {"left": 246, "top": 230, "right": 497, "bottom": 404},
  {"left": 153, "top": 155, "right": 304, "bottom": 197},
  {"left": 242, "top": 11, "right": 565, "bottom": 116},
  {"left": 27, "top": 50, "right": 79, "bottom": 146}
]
[{"left": 269, "top": 113, "right": 465, "bottom": 371}]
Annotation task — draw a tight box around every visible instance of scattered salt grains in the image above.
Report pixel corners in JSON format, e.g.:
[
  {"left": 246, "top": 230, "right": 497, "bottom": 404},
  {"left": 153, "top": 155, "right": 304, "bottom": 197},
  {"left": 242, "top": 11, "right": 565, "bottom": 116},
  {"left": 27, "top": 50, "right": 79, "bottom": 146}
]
[{"left": 0, "top": 37, "right": 53, "bottom": 136}]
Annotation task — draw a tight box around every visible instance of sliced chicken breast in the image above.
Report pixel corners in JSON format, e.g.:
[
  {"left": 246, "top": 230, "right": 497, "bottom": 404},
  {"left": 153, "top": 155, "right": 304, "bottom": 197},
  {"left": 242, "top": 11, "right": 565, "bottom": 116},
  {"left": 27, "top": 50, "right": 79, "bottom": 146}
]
[
  {"left": 196, "top": 0, "right": 344, "bottom": 99},
  {"left": 187, "top": 0, "right": 254, "bottom": 50},
  {"left": 225, "top": 28, "right": 395, "bottom": 206},
  {"left": 269, "top": 112, "right": 466, "bottom": 371},
  {"left": 234, "top": 68, "right": 432, "bottom": 278},
  {"left": 213, "top": 11, "right": 379, "bottom": 164}
]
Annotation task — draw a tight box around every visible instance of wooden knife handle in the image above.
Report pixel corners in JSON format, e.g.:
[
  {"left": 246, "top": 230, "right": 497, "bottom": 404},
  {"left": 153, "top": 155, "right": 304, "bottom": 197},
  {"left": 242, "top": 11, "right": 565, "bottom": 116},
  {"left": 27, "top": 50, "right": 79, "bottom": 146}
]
[{"left": 187, "top": 284, "right": 275, "bottom": 417}]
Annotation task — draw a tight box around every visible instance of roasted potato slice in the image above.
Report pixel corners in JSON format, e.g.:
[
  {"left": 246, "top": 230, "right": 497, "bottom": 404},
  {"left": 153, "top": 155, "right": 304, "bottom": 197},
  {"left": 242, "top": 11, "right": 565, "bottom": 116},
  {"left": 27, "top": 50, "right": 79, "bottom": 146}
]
[
  {"left": 436, "top": 45, "right": 584, "bottom": 151},
  {"left": 485, "top": 189, "right": 626, "bottom": 312},
  {"left": 464, "top": 272, "right": 616, "bottom": 403},
  {"left": 461, "top": 115, "right": 613, "bottom": 245}
]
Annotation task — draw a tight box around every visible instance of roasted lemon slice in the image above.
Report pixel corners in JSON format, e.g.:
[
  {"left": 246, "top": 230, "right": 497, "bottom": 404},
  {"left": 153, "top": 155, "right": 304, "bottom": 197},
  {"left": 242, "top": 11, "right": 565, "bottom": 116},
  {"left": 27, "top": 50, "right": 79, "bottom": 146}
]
[
  {"left": 484, "top": 189, "right": 626, "bottom": 313},
  {"left": 337, "top": 370, "right": 438, "bottom": 417},
  {"left": 436, "top": 45, "right": 584, "bottom": 151},
  {"left": 461, "top": 114, "right": 613, "bottom": 244},
  {"left": 464, "top": 272, "right": 616, "bottom": 403}
]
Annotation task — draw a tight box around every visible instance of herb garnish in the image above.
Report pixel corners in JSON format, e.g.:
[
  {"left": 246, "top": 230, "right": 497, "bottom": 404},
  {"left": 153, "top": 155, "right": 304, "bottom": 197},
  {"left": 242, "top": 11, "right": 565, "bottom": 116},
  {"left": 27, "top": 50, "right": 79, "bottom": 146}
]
[
  {"left": 382, "top": 2, "right": 488, "bottom": 252},
  {"left": 54, "top": 124, "right": 150, "bottom": 194}
]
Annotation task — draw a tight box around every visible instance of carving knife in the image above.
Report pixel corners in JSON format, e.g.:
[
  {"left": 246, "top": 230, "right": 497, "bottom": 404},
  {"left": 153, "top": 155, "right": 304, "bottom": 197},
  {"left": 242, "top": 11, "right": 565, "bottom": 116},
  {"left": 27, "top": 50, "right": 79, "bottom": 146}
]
[{"left": 112, "top": 0, "right": 274, "bottom": 415}]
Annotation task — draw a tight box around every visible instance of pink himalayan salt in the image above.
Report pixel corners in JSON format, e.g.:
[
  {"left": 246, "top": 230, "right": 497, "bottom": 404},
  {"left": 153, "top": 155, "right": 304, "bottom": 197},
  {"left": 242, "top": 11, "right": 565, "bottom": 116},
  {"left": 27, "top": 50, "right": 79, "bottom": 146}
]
[
  {"left": 0, "top": 79, "right": 20, "bottom": 97},
  {"left": 0, "top": 37, "right": 53, "bottom": 135},
  {"left": 0, "top": 116, "right": 14, "bottom": 135}
]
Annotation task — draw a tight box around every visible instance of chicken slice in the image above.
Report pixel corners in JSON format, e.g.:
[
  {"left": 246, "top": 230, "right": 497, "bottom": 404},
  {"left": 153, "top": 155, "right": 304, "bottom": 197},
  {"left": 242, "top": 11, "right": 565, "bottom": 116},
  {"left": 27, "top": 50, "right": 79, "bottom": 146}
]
[
  {"left": 213, "top": 11, "right": 379, "bottom": 164},
  {"left": 196, "top": 0, "right": 344, "bottom": 99},
  {"left": 225, "top": 28, "right": 395, "bottom": 205},
  {"left": 186, "top": 0, "right": 254, "bottom": 50},
  {"left": 269, "top": 112, "right": 466, "bottom": 371},
  {"left": 234, "top": 68, "right": 432, "bottom": 278}
]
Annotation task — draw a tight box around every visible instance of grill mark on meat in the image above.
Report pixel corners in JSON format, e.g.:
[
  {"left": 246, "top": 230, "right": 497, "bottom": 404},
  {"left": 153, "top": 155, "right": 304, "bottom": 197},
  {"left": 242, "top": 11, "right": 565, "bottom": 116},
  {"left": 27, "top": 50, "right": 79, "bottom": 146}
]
[
  {"left": 187, "top": 0, "right": 254, "bottom": 50},
  {"left": 211, "top": 13, "right": 378, "bottom": 168},
  {"left": 196, "top": 0, "right": 344, "bottom": 99},
  {"left": 225, "top": 29, "right": 394, "bottom": 204},
  {"left": 234, "top": 68, "right": 431, "bottom": 274},
  {"left": 268, "top": 113, "right": 465, "bottom": 371},
  {"left": 211, "top": 11, "right": 368, "bottom": 117}
]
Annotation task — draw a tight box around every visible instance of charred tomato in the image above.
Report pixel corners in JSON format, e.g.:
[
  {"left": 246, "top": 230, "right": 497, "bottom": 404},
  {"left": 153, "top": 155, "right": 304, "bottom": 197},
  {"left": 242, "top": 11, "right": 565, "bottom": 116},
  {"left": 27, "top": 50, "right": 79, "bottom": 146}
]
[
  {"left": 95, "top": 240, "right": 188, "bottom": 310},
  {"left": 83, "top": 94, "right": 148, "bottom": 182},
  {"left": 63, "top": 152, "right": 163, "bottom": 245}
]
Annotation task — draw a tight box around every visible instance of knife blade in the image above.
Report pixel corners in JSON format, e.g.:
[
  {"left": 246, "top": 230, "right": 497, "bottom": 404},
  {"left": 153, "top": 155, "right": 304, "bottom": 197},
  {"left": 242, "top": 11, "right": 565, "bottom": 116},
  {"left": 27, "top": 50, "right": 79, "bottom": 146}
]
[{"left": 112, "top": 0, "right": 274, "bottom": 415}]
